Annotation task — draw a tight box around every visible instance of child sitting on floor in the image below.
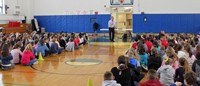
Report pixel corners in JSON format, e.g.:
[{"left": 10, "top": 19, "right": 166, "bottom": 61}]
[
  {"left": 148, "top": 48, "right": 162, "bottom": 71},
  {"left": 174, "top": 58, "right": 191, "bottom": 83},
  {"left": 111, "top": 55, "right": 132, "bottom": 86},
  {"left": 140, "top": 69, "right": 163, "bottom": 86},
  {"left": 138, "top": 45, "right": 148, "bottom": 71},
  {"left": 21, "top": 44, "right": 38, "bottom": 66},
  {"left": 82, "top": 33, "right": 88, "bottom": 44},
  {"left": 157, "top": 57, "right": 175, "bottom": 86},
  {"left": 11, "top": 43, "right": 22, "bottom": 64},
  {"left": 0, "top": 44, "right": 14, "bottom": 70},
  {"left": 192, "top": 51, "right": 200, "bottom": 85},
  {"left": 159, "top": 46, "right": 166, "bottom": 61},
  {"left": 132, "top": 38, "right": 138, "bottom": 49},
  {"left": 59, "top": 36, "right": 66, "bottom": 49},
  {"left": 74, "top": 35, "right": 80, "bottom": 49},
  {"left": 102, "top": 71, "right": 121, "bottom": 86},
  {"left": 50, "top": 38, "right": 63, "bottom": 54},
  {"left": 66, "top": 38, "right": 75, "bottom": 52},
  {"left": 35, "top": 39, "right": 49, "bottom": 57},
  {"left": 126, "top": 48, "right": 140, "bottom": 68},
  {"left": 171, "top": 71, "right": 199, "bottom": 86},
  {"left": 163, "top": 49, "right": 179, "bottom": 70}
]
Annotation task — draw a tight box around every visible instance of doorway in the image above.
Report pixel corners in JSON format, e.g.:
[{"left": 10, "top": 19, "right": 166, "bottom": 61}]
[
  {"left": 110, "top": 6, "right": 133, "bottom": 40},
  {"left": 116, "top": 12, "right": 132, "bottom": 29},
  {"left": 110, "top": 7, "right": 133, "bottom": 31}
]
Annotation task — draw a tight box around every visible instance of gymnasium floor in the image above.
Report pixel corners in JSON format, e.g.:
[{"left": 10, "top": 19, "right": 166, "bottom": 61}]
[{"left": 1, "top": 36, "right": 131, "bottom": 86}]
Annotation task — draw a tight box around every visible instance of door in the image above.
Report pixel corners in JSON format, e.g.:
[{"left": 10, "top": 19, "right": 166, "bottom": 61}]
[
  {"left": 126, "top": 13, "right": 132, "bottom": 29},
  {"left": 116, "top": 13, "right": 127, "bottom": 29}
]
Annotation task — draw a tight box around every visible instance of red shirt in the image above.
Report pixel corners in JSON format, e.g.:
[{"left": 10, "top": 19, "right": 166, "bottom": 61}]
[
  {"left": 132, "top": 42, "right": 137, "bottom": 49},
  {"left": 161, "top": 39, "right": 168, "bottom": 49},
  {"left": 74, "top": 38, "right": 80, "bottom": 46},
  {"left": 140, "top": 80, "right": 164, "bottom": 86},
  {"left": 21, "top": 50, "right": 35, "bottom": 65},
  {"left": 145, "top": 41, "right": 153, "bottom": 53}
]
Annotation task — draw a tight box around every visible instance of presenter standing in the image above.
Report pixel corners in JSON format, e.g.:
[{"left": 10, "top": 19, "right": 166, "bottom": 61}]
[{"left": 108, "top": 16, "right": 116, "bottom": 42}]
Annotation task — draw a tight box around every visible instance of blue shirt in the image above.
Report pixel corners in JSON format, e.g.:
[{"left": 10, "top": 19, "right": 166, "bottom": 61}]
[
  {"left": 139, "top": 53, "right": 148, "bottom": 66},
  {"left": 129, "top": 58, "right": 138, "bottom": 67},
  {"left": 156, "top": 46, "right": 161, "bottom": 51},
  {"left": 50, "top": 43, "right": 59, "bottom": 54},
  {"left": 36, "top": 43, "right": 49, "bottom": 56},
  {"left": 1, "top": 54, "right": 13, "bottom": 65}
]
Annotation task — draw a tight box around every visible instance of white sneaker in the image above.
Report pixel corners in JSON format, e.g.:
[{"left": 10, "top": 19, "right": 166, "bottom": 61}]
[
  {"left": 142, "top": 64, "right": 148, "bottom": 71},
  {"left": 33, "top": 61, "right": 38, "bottom": 64}
]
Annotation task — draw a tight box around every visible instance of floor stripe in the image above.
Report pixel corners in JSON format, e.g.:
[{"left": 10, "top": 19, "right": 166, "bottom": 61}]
[
  {"left": 4, "top": 83, "right": 39, "bottom": 86},
  {"left": 31, "top": 66, "right": 104, "bottom": 76}
]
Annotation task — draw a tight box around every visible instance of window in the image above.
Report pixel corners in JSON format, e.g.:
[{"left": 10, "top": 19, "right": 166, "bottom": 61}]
[{"left": 0, "top": 0, "right": 4, "bottom": 14}]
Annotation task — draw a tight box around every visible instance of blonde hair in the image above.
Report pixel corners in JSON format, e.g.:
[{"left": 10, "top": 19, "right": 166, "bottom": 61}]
[
  {"left": 24, "top": 44, "right": 32, "bottom": 52},
  {"left": 127, "top": 48, "right": 140, "bottom": 60},
  {"left": 179, "top": 58, "right": 191, "bottom": 73},
  {"left": 164, "top": 57, "right": 172, "bottom": 65},
  {"left": 166, "top": 47, "right": 175, "bottom": 56},
  {"left": 168, "top": 52, "right": 178, "bottom": 63},
  {"left": 127, "top": 51, "right": 133, "bottom": 57}
]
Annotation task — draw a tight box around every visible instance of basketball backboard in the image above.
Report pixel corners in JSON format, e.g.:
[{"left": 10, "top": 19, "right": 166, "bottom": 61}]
[{"left": 110, "top": 0, "right": 133, "bottom": 5}]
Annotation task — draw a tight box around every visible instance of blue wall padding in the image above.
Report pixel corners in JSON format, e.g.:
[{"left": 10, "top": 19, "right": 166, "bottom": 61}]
[
  {"left": 34, "top": 14, "right": 110, "bottom": 33},
  {"left": 35, "top": 14, "right": 200, "bottom": 33},
  {"left": 133, "top": 14, "right": 200, "bottom": 33}
]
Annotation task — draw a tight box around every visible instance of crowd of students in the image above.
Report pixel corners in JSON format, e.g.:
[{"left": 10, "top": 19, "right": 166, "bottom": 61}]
[
  {"left": 0, "top": 31, "right": 88, "bottom": 70},
  {"left": 103, "top": 31, "right": 200, "bottom": 86},
  {"left": 0, "top": 30, "right": 200, "bottom": 86}
]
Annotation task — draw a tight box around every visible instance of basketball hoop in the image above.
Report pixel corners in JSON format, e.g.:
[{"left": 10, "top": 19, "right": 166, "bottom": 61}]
[{"left": 119, "top": 0, "right": 124, "bottom": 5}]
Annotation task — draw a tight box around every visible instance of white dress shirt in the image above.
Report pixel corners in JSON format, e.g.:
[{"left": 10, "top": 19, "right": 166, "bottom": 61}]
[{"left": 108, "top": 20, "right": 116, "bottom": 28}]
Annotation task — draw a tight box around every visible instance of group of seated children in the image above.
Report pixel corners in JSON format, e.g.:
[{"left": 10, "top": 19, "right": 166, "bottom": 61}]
[
  {"left": 0, "top": 31, "right": 88, "bottom": 70},
  {"left": 103, "top": 31, "right": 200, "bottom": 86}
]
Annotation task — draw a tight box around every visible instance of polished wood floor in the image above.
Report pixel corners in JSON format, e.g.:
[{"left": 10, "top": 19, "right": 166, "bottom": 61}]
[{"left": 1, "top": 39, "right": 132, "bottom": 86}]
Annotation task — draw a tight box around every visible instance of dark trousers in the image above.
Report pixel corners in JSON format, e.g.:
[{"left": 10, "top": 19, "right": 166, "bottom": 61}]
[{"left": 109, "top": 27, "right": 115, "bottom": 41}]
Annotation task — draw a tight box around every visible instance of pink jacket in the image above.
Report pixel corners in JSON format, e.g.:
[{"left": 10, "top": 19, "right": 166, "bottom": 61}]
[{"left": 21, "top": 50, "right": 35, "bottom": 65}]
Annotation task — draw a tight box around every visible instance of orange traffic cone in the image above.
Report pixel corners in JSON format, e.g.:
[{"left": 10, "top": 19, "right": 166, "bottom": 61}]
[{"left": 38, "top": 52, "right": 44, "bottom": 61}]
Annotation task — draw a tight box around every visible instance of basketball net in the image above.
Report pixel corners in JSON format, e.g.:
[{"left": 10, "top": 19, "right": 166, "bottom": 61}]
[{"left": 119, "top": 0, "right": 124, "bottom": 5}]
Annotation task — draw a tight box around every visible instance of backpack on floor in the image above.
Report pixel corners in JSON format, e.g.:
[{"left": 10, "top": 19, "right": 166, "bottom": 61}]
[{"left": 122, "top": 33, "right": 127, "bottom": 41}]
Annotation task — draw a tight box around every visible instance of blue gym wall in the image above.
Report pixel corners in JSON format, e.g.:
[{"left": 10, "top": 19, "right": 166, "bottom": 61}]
[
  {"left": 35, "top": 14, "right": 200, "bottom": 33},
  {"left": 34, "top": 15, "right": 110, "bottom": 33},
  {"left": 133, "top": 14, "right": 200, "bottom": 33}
]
